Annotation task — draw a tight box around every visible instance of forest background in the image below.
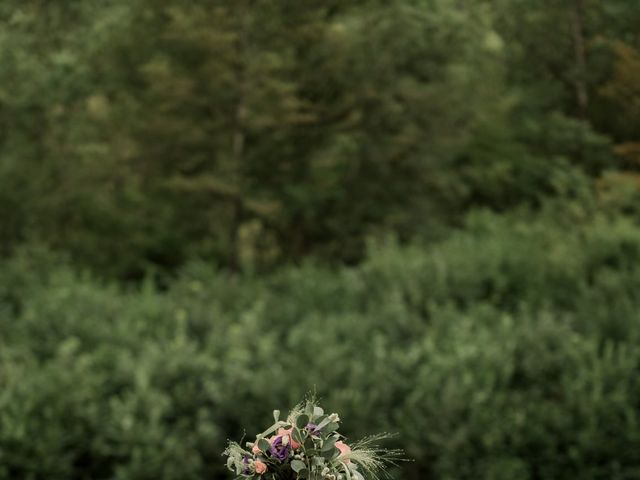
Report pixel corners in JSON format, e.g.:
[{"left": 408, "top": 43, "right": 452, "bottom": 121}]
[{"left": 1, "top": 1, "right": 640, "bottom": 479}]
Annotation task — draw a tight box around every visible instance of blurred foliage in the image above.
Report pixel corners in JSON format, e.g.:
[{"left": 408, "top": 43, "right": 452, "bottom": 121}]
[
  {"left": 0, "top": 0, "right": 639, "bottom": 278},
  {"left": 2, "top": 210, "right": 640, "bottom": 479},
  {"left": 2, "top": 1, "right": 640, "bottom": 479}
]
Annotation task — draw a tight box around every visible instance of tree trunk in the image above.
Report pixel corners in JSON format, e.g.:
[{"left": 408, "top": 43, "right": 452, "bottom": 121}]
[
  {"left": 570, "top": 0, "right": 589, "bottom": 118},
  {"left": 229, "top": 4, "right": 249, "bottom": 273}
]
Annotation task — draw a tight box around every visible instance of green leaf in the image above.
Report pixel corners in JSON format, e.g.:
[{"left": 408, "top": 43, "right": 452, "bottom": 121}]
[
  {"left": 258, "top": 439, "right": 271, "bottom": 453},
  {"left": 296, "top": 414, "right": 309, "bottom": 429},
  {"left": 304, "top": 402, "right": 314, "bottom": 416},
  {"left": 291, "top": 460, "right": 306, "bottom": 473},
  {"left": 314, "top": 415, "right": 327, "bottom": 426},
  {"left": 298, "top": 468, "right": 309, "bottom": 478},
  {"left": 322, "top": 437, "right": 336, "bottom": 451},
  {"left": 304, "top": 437, "right": 315, "bottom": 450},
  {"left": 323, "top": 422, "right": 339, "bottom": 432},
  {"left": 273, "top": 410, "right": 280, "bottom": 423},
  {"left": 321, "top": 446, "right": 339, "bottom": 460},
  {"left": 292, "top": 427, "right": 304, "bottom": 444}
]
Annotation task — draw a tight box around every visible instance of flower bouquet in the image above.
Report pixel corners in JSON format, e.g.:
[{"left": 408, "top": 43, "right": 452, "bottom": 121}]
[{"left": 223, "top": 398, "right": 403, "bottom": 480}]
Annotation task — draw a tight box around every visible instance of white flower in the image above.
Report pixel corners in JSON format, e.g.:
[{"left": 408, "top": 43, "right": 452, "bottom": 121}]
[{"left": 328, "top": 413, "right": 341, "bottom": 422}]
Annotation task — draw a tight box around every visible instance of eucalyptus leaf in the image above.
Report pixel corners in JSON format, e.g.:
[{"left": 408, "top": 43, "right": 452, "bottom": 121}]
[
  {"left": 305, "top": 402, "right": 314, "bottom": 416},
  {"left": 321, "top": 446, "right": 339, "bottom": 460},
  {"left": 296, "top": 414, "right": 309, "bottom": 429},
  {"left": 258, "top": 439, "right": 271, "bottom": 453},
  {"left": 322, "top": 437, "right": 336, "bottom": 451},
  {"left": 323, "top": 422, "right": 339, "bottom": 432},
  {"left": 291, "top": 459, "right": 307, "bottom": 473}
]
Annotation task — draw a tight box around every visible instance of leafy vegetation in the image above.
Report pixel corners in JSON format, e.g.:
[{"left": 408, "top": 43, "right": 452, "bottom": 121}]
[
  {"left": 2, "top": 211, "right": 640, "bottom": 479},
  {"left": 1, "top": 0, "right": 639, "bottom": 278},
  {"left": 1, "top": 1, "right": 640, "bottom": 478}
]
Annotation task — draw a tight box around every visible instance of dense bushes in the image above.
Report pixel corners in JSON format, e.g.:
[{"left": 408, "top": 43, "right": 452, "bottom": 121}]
[{"left": 2, "top": 212, "right": 640, "bottom": 480}]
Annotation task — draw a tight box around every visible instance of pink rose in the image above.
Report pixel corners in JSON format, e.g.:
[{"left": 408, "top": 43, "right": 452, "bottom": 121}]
[
  {"left": 251, "top": 443, "right": 261, "bottom": 454},
  {"left": 335, "top": 440, "right": 351, "bottom": 463},
  {"left": 254, "top": 460, "right": 267, "bottom": 474},
  {"left": 277, "top": 427, "right": 301, "bottom": 449}
]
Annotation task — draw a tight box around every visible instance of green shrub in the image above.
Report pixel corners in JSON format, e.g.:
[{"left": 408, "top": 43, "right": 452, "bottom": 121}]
[{"left": 1, "top": 212, "right": 640, "bottom": 479}]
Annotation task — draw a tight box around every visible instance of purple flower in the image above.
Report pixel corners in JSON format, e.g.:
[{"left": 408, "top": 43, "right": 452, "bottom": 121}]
[
  {"left": 269, "top": 435, "right": 291, "bottom": 462},
  {"left": 305, "top": 423, "right": 320, "bottom": 436},
  {"left": 242, "top": 455, "right": 251, "bottom": 475}
]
